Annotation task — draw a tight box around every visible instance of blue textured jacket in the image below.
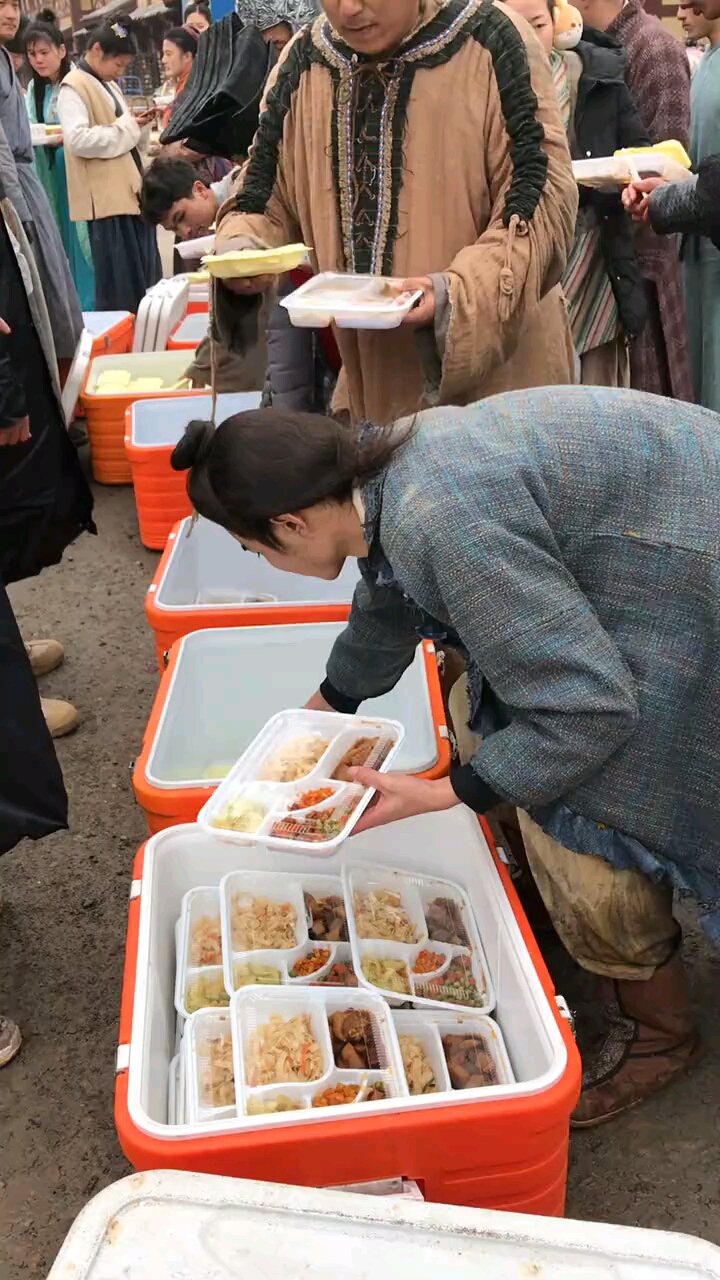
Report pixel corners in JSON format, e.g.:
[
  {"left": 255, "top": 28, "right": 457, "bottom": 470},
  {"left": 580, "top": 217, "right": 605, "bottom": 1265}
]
[{"left": 323, "top": 387, "right": 720, "bottom": 939}]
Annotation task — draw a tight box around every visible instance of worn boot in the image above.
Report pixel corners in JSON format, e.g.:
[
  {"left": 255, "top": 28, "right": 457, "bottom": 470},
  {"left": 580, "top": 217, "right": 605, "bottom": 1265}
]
[
  {"left": 26, "top": 638, "right": 64, "bottom": 677},
  {"left": 571, "top": 949, "right": 703, "bottom": 1128},
  {"left": 0, "top": 1015, "right": 21, "bottom": 1067},
  {"left": 41, "top": 697, "right": 79, "bottom": 739}
]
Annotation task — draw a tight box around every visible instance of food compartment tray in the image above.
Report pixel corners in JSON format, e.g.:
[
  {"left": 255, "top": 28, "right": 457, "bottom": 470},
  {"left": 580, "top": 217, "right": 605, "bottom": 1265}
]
[
  {"left": 184, "top": 1009, "right": 238, "bottom": 1124},
  {"left": 175, "top": 886, "right": 227, "bottom": 1018},
  {"left": 230, "top": 985, "right": 407, "bottom": 1116},
  {"left": 343, "top": 862, "right": 495, "bottom": 1014},
  {"left": 393, "top": 1009, "right": 513, "bottom": 1094},
  {"left": 198, "top": 710, "right": 404, "bottom": 853},
  {"left": 281, "top": 272, "right": 423, "bottom": 330}
]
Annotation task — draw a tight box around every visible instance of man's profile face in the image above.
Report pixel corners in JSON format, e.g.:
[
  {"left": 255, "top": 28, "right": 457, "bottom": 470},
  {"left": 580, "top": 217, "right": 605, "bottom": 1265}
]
[{"left": 322, "top": 0, "right": 420, "bottom": 55}]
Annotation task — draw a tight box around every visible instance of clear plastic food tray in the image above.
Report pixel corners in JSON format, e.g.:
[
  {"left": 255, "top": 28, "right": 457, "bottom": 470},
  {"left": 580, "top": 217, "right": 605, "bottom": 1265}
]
[
  {"left": 231, "top": 985, "right": 407, "bottom": 1117},
  {"left": 393, "top": 1010, "right": 513, "bottom": 1095},
  {"left": 572, "top": 153, "right": 692, "bottom": 188},
  {"left": 343, "top": 862, "right": 495, "bottom": 1015},
  {"left": 174, "top": 887, "right": 229, "bottom": 1019},
  {"left": 218, "top": 871, "right": 356, "bottom": 997},
  {"left": 281, "top": 272, "right": 423, "bottom": 330},
  {"left": 184, "top": 1009, "right": 237, "bottom": 1124},
  {"left": 198, "top": 709, "right": 404, "bottom": 854}
]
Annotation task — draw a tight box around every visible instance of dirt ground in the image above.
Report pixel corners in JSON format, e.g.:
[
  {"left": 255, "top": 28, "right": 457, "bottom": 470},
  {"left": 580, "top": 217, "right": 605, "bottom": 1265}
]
[{"left": 0, "top": 478, "right": 718, "bottom": 1278}]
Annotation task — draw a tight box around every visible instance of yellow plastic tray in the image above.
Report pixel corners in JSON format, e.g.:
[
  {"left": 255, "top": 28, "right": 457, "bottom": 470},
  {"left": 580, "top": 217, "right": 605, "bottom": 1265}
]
[{"left": 202, "top": 243, "right": 309, "bottom": 280}]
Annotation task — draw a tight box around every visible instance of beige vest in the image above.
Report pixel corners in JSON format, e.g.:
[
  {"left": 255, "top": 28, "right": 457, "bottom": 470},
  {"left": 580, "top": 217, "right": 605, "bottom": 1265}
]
[{"left": 62, "top": 68, "right": 142, "bottom": 222}]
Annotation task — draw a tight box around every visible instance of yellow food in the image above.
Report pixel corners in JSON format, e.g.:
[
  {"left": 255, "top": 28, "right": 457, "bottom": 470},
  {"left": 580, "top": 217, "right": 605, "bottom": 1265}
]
[
  {"left": 234, "top": 962, "right": 282, "bottom": 987},
  {"left": 212, "top": 796, "right": 267, "bottom": 834},
  {"left": 189, "top": 913, "right": 223, "bottom": 967},
  {"left": 185, "top": 972, "right": 229, "bottom": 1012},
  {"left": 354, "top": 888, "right": 417, "bottom": 943},
  {"left": 201, "top": 762, "right": 231, "bottom": 780},
  {"left": 231, "top": 894, "right": 297, "bottom": 951},
  {"left": 131, "top": 377, "right": 165, "bottom": 391},
  {"left": 245, "top": 1013, "right": 324, "bottom": 1087},
  {"left": 361, "top": 955, "right": 411, "bottom": 995},
  {"left": 246, "top": 1094, "right": 304, "bottom": 1115}
]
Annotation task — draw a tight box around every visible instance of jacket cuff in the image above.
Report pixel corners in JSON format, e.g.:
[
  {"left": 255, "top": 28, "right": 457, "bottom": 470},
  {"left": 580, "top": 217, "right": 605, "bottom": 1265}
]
[
  {"left": 450, "top": 761, "right": 503, "bottom": 814},
  {"left": 319, "top": 677, "right": 361, "bottom": 715}
]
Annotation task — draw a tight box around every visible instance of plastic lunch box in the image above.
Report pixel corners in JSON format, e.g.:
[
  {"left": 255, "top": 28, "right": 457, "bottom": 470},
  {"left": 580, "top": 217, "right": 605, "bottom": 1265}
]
[
  {"left": 115, "top": 809, "right": 582, "bottom": 1213},
  {"left": 197, "top": 708, "right": 405, "bottom": 855},
  {"left": 133, "top": 625, "right": 450, "bottom": 834},
  {"left": 145, "top": 517, "right": 361, "bottom": 668},
  {"left": 125, "top": 393, "right": 261, "bottom": 551},
  {"left": 48, "top": 1169, "right": 720, "bottom": 1279},
  {"left": 281, "top": 272, "right": 422, "bottom": 329}
]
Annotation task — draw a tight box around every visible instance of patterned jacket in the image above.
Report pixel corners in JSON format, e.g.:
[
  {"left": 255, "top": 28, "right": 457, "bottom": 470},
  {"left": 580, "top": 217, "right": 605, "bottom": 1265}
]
[{"left": 322, "top": 389, "right": 720, "bottom": 939}]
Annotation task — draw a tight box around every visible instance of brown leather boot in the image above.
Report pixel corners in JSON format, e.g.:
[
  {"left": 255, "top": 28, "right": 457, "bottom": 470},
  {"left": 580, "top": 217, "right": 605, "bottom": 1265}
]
[{"left": 571, "top": 949, "right": 703, "bottom": 1129}]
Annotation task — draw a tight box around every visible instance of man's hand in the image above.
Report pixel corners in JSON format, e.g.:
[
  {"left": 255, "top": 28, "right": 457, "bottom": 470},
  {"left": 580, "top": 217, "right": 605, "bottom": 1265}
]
[
  {"left": 221, "top": 272, "right": 278, "bottom": 297},
  {"left": 0, "top": 417, "right": 31, "bottom": 446},
  {"left": 622, "top": 175, "right": 668, "bottom": 222},
  {"left": 401, "top": 276, "right": 435, "bottom": 327},
  {"left": 0, "top": 317, "right": 9, "bottom": 336},
  {"left": 134, "top": 106, "right": 157, "bottom": 128},
  {"left": 350, "top": 769, "right": 459, "bottom": 834},
  {"left": 47, "top": 130, "right": 64, "bottom": 148}
]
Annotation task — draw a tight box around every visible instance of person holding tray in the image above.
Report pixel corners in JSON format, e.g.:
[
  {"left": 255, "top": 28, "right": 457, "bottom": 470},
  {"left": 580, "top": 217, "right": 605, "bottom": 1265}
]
[
  {"left": 210, "top": 0, "right": 578, "bottom": 425},
  {"left": 171, "top": 385, "right": 720, "bottom": 1130}
]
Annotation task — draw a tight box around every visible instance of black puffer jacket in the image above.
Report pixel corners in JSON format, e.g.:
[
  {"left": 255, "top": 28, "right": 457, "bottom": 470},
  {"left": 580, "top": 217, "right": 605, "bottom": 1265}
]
[{"left": 570, "top": 29, "right": 650, "bottom": 339}]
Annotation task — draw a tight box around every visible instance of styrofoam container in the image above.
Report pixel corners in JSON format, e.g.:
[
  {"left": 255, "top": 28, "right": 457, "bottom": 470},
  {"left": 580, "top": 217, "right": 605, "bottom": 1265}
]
[
  {"left": 281, "top": 272, "right": 422, "bottom": 329},
  {"left": 145, "top": 516, "right": 361, "bottom": 666},
  {"left": 572, "top": 153, "right": 693, "bottom": 187},
  {"left": 231, "top": 984, "right": 407, "bottom": 1116},
  {"left": 134, "top": 626, "right": 448, "bottom": 835},
  {"left": 47, "top": 1169, "right": 720, "bottom": 1279},
  {"left": 167, "top": 312, "right": 209, "bottom": 349},
  {"left": 344, "top": 862, "right": 494, "bottom": 1014},
  {"left": 198, "top": 709, "right": 404, "bottom": 854}
]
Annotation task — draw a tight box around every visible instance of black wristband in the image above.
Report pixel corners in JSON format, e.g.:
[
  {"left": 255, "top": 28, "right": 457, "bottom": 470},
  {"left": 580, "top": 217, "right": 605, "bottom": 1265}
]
[
  {"left": 450, "top": 761, "right": 504, "bottom": 814},
  {"left": 319, "top": 677, "right": 361, "bottom": 715}
]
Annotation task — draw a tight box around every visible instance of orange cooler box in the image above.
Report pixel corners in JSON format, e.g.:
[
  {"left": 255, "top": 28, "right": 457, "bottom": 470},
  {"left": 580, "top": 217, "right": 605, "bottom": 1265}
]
[
  {"left": 125, "top": 393, "right": 261, "bottom": 551},
  {"left": 115, "top": 811, "right": 580, "bottom": 1209},
  {"left": 82, "top": 310, "right": 134, "bottom": 356},
  {"left": 167, "top": 312, "right": 208, "bottom": 350},
  {"left": 133, "top": 624, "right": 450, "bottom": 833},
  {"left": 146, "top": 516, "right": 361, "bottom": 668},
  {"left": 79, "top": 351, "right": 197, "bottom": 485}
]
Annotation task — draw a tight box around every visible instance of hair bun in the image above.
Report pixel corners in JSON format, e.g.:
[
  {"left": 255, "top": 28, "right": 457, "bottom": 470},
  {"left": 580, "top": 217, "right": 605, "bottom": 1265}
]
[
  {"left": 38, "top": 7, "right": 58, "bottom": 22},
  {"left": 171, "top": 418, "right": 215, "bottom": 472}
]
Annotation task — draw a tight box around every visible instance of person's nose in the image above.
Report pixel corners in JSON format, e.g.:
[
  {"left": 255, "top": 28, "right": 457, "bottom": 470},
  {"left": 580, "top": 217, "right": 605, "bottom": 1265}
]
[{"left": 336, "top": 0, "right": 367, "bottom": 18}]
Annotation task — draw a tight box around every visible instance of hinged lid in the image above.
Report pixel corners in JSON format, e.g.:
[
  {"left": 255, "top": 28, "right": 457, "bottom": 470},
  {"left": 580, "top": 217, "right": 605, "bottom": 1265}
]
[
  {"left": 48, "top": 1170, "right": 720, "bottom": 1278},
  {"left": 81, "top": 311, "right": 132, "bottom": 338},
  {"left": 61, "top": 328, "right": 94, "bottom": 425}
]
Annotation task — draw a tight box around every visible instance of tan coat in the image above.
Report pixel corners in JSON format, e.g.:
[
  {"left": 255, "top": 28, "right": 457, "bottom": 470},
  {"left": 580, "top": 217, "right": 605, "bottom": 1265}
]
[
  {"left": 62, "top": 69, "right": 142, "bottom": 222},
  {"left": 217, "top": 0, "right": 578, "bottom": 424}
]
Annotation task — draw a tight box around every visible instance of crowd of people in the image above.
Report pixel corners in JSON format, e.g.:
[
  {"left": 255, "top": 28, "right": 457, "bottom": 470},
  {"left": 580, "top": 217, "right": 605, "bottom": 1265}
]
[{"left": 2, "top": 0, "right": 720, "bottom": 1153}]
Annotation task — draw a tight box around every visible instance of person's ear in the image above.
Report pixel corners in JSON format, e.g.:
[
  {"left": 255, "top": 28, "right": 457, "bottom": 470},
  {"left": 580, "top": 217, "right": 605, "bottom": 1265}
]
[
  {"left": 270, "top": 513, "right": 309, "bottom": 539},
  {"left": 192, "top": 181, "right": 207, "bottom": 199}
]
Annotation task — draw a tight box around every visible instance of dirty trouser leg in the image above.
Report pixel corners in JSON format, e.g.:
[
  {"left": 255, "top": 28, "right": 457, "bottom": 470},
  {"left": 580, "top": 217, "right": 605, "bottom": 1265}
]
[{"left": 447, "top": 674, "right": 678, "bottom": 979}]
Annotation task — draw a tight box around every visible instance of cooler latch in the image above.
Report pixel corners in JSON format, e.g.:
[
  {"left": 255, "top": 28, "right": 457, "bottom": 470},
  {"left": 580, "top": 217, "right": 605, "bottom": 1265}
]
[
  {"left": 129, "top": 879, "right": 142, "bottom": 901},
  {"left": 555, "top": 994, "right": 576, "bottom": 1037},
  {"left": 116, "top": 1044, "right": 130, "bottom": 1074}
]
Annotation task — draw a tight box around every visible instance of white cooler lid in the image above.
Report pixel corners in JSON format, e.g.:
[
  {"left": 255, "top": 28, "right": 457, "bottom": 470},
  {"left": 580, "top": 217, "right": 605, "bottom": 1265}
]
[
  {"left": 61, "top": 328, "right": 93, "bottom": 425},
  {"left": 81, "top": 310, "right": 131, "bottom": 338},
  {"left": 48, "top": 1170, "right": 720, "bottom": 1279}
]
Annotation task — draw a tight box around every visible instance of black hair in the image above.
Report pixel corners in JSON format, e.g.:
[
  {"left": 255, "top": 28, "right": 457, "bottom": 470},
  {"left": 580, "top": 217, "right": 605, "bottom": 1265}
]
[
  {"left": 164, "top": 25, "right": 198, "bottom": 55},
  {"left": 25, "top": 18, "right": 70, "bottom": 124},
  {"left": 184, "top": 2, "right": 211, "bottom": 17},
  {"left": 6, "top": 14, "right": 30, "bottom": 55},
  {"left": 140, "top": 155, "right": 204, "bottom": 223},
  {"left": 89, "top": 14, "right": 137, "bottom": 57},
  {"left": 170, "top": 411, "right": 410, "bottom": 548}
]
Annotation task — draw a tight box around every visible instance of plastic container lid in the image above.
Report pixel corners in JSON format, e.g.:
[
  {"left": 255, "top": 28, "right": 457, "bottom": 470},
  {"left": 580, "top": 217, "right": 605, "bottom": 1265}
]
[
  {"left": 281, "top": 272, "right": 422, "bottom": 330},
  {"left": 61, "top": 327, "right": 94, "bottom": 425},
  {"left": 81, "top": 310, "right": 132, "bottom": 338},
  {"left": 176, "top": 234, "right": 216, "bottom": 261},
  {"left": 129, "top": 392, "right": 261, "bottom": 448},
  {"left": 48, "top": 1169, "right": 720, "bottom": 1278}
]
